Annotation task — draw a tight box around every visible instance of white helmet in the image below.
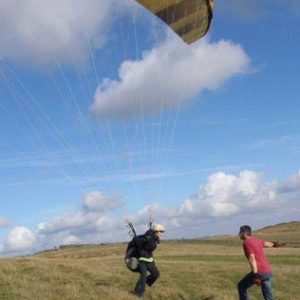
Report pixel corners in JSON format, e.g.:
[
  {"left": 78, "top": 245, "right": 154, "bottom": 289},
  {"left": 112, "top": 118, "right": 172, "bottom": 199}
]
[{"left": 152, "top": 224, "right": 165, "bottom": 232}]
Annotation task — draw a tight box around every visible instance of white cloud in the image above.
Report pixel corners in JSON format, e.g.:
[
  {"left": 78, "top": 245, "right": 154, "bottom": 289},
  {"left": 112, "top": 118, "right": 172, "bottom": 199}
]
[
  {"left": 212, "top": 202, "right": 239, "bottom": 217},
  {"left": 38, "top": 211, "right": 96, "bottom": 234},
  {"left": 1, "top": 170, "right": 300, "bottom": 256},
  {"left": 179, "top": 170, "right": 278, "bottom": 219},
  {"left": 83, "top": 190, "right": 121, "bottom": 212},
  {"left": 36, "top": 170, "right": 300, "bottom": 248},
  {"left": 0, "top": 0, "right": 129, "bottom": 66},
  {"left": 38, "top": 190, "right": 122, "bottom": 235},
  {"left": 91, "top": 38, "right": 250, "bottom": 119},
  {"left": 4, "top": 226, "right": 36, "bottom": 252},
  {"left": 62, "top": 235, "right": 81, "bottom": 245},
  {"left": 278, "top": 170, "right": 300, "bottom": 199},
  {"left": 282, "top": 170, "right": 300, "bottom": 190}
]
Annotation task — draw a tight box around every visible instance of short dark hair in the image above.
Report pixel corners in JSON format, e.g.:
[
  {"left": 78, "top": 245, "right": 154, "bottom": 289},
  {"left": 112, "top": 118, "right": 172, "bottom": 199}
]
[{"left": 239, "top": 225, "right": 252, "bottom": 236}]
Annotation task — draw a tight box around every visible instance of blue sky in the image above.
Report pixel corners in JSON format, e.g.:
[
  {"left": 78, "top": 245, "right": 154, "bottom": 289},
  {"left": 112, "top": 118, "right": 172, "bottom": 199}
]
[{"left": 0, "top": 0, "right": 299, "bottom": 255}]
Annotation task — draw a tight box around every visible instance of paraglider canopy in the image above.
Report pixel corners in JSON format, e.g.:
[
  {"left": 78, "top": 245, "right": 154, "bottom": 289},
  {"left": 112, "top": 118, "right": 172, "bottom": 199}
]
[{"left": 135, "top": 0, "right": 214, "bottom": 44}]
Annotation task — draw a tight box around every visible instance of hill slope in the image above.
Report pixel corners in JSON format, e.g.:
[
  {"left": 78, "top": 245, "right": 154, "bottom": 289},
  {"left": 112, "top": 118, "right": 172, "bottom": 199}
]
[
  {"left": 254, "top": 221, "right": 300, "bottom": 247},
  {"left": 0, "top": 221, "right": 298, "bottom": 299},
  {"left": 199, "top": 221, "right": 300, "bottom": 247}
]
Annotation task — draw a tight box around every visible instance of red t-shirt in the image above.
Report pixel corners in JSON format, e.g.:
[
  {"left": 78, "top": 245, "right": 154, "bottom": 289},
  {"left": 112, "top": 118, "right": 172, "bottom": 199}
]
[{"left": 243, "top": 237, "right": 271, "bottom": 273}]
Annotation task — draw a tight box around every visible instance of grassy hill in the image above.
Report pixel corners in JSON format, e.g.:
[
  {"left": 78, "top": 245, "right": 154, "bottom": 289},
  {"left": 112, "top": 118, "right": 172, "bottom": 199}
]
[
  {"left": 254, "top": 221, "right": 300, "bottom": 246},
  {"left": 0, "top": 221, "right": 299, "bottom": 299},
  {"left": 198, "top": 221, "right": 300, "bottom": 247}
]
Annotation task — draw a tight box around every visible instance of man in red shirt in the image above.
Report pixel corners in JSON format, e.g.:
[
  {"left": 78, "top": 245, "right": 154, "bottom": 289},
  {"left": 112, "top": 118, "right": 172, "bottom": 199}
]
[{"left": 238, "top": 225, "right": 283, "bottom": 300}]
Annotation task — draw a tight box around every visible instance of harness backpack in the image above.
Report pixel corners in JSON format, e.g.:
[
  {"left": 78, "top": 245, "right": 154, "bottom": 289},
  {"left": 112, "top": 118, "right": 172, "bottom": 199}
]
[{"left": 125, "top": 235, "right": 145, "bottom": 272}]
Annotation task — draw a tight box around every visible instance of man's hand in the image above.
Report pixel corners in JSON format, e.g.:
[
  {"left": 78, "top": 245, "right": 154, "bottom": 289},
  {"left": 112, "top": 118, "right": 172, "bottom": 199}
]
[
  {"left": 272, "top": 241, "right": 286, "bottom": 248},
  {"left": 253, "top": 278, "right": 262, "bottom": 286},
  {"left": 264, "top": 240, "right": 286, "bottom": 248},
  {"left": 253, "top": 273, "right": 263, "bottom": 286}
]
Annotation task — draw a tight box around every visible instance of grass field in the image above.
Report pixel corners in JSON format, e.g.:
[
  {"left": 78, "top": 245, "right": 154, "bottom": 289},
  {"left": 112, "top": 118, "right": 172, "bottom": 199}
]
[{"left": 0, "top": 222, "right": 299, "bottom": 299}]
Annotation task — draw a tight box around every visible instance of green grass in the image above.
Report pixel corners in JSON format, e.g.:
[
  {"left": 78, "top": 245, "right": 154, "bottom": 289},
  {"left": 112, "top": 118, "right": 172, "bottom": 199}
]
[{"left": 0, "top": 221, "right": 299, "bottom": 299}]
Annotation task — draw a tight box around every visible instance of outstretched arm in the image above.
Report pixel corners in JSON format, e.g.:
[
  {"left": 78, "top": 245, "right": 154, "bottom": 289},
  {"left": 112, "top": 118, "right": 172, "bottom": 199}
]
[
  {"left": 264, "top": 241, "right": 286, "bottom": 248},
  {"left": 264, "top": 241, "right": 274, "bottom": 248}
]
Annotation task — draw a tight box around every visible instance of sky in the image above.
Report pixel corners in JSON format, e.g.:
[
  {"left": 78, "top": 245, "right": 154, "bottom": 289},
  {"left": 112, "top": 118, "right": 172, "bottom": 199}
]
[{"left": 0, "top": 0, "right": 300, "bottom": 256}]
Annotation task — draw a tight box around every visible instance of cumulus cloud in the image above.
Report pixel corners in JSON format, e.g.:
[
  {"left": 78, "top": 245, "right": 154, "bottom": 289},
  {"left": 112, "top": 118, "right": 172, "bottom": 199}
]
[
  {"left": 1, "top": 171, "right": 300, "bottom": 256},
  {"left": 125, "top": 170, "right": 299, "bottom": 236},
  {"left": 38, "top": 211, "right": 97, "bottom": 235},
  {"left": 91, "top": 38, "right": 250, "bottom": 119},
  {"left": 0, "top": 190, "right": 123, "bottom": 255},
  {"left": 284, "top": 170, "right": 300, "bottom": 188},
  {"left": 83, "top": 190, "right": 122, "bottom": 212},
  {"left": 61, "top": 235, "right": 81, "bottom": 245},
  {"left": 178, "top": 170, "right": 277, "bottom": 221},
  {"left": 0, "top": 0, "right": 130, "bottom": 66},
  {"left": 3, "top": 226, "right": 36, "bottom": 252},
  {"left": 38, "top": 190, "right": 122, "bottom": 235}
]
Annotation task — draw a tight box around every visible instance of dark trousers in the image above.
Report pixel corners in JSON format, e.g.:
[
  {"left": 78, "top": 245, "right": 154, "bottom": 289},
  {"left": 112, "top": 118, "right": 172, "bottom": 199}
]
[
  {"left": 238, "top": 272, "right": 274, "bottom": 300},
  {"left": 134, "top": 261, "right": 160, "bottom": 297}
]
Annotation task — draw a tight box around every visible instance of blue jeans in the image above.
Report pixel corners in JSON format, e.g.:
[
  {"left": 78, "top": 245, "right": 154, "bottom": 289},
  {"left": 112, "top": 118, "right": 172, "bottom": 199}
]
[
  {"left": 238, "top": 272, "right": 274, "bottom": 300},
  {"left": 134, "top": 261, "right": 160, "bottom": 297}
]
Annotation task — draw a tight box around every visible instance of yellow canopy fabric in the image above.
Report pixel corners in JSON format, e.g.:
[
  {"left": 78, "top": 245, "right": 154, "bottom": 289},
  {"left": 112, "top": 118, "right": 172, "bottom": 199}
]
[{"left": 135, "top": 0, "right": 214, "bottom": 44}]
